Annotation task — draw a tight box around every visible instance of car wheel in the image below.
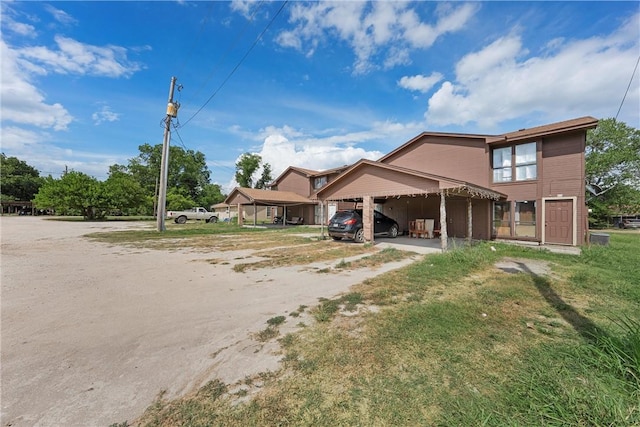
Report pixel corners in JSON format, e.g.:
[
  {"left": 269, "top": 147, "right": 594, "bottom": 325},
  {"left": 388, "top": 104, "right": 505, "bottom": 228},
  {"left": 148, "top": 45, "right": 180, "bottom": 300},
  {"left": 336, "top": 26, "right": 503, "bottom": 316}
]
[
  {"left": 354, "top": 228, "right": 365, "bottom": 243},
  {"left": 175, "top": 215, "right": 187, "bottom": 224},
  {"left": 207, "top": 216, "right": 218, "bottom": 223},
  {"left": 389, "top": 225, "right": 399, "bottom": 238}
]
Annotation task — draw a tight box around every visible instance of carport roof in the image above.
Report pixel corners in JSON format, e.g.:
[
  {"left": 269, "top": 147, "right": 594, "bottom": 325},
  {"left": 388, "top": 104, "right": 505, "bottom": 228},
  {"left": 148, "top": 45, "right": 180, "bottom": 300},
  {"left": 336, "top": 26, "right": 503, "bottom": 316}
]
[
  {"left": 312, "top": 159, "right": 506, "bottom": 201},
  {"left": 224, "top": 187, "right": 314, "bottom": 206}
]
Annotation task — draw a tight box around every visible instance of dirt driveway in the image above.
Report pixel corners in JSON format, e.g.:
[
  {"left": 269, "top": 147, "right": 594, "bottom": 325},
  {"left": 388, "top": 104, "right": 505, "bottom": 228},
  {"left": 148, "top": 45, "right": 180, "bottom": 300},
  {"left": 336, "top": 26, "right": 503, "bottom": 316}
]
[{"left": 1, "top": 217, "right": 418, "bottom": 426}]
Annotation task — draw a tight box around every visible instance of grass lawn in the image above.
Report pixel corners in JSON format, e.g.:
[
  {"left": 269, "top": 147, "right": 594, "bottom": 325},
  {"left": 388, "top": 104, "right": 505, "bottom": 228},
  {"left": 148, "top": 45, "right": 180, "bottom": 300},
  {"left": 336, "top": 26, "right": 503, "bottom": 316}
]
[{"left": 131, "top": 231, "right": 639, "bottom": 427}]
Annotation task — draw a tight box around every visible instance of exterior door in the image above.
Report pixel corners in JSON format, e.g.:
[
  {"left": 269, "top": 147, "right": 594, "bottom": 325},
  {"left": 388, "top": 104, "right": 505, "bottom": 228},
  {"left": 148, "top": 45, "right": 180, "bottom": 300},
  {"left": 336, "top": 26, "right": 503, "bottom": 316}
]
[{"left": 545, "top": 200, "right": 573, "bottom": 245}]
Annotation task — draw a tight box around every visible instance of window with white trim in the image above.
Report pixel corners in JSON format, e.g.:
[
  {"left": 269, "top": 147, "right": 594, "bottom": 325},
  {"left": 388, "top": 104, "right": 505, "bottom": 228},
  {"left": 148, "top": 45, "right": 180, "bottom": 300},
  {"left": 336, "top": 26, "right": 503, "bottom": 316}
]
[{"left": 492, "top": 142, "right": 537, "bottom": 183}]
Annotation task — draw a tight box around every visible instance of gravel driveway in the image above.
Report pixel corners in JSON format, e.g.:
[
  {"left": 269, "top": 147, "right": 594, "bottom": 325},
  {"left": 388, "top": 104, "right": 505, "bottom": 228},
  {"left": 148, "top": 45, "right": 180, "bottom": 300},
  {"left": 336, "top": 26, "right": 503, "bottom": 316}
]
[{"left": 1, "top": 217, "right": 416, "bottom": 426}]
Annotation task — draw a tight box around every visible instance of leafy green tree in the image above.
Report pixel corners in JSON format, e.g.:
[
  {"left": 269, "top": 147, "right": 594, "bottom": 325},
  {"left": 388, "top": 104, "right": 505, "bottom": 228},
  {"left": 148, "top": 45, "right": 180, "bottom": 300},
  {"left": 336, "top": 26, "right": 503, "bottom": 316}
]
[
  {"left": 255, "top": 162, "right": 273, "bottom": 189},
  {"left": 235, "top": 153, "right": 273, "bottom": 189},
  {"left": 166, "top": 189, "right": 196, "bottom": 211},
  {"left": 114, "top": 143, "right": 212, "bottom": 207},
  {"left": 235, "top": 153, "right": 261, "bottom": 188},
  {"left": 197, "top": 183, "right": 225, "bottom": 208},
  {"left": 103, "top": 170, "right": 146, "bottom": 214},
  {"left": 0, "top": 154, "right": 44, "bottom": 201},
  {"left": 34, "top": 171, "right": 109, "bottom": 219},
  {"left": 586, "top": 118, "right": 640, "bottom": 225}
]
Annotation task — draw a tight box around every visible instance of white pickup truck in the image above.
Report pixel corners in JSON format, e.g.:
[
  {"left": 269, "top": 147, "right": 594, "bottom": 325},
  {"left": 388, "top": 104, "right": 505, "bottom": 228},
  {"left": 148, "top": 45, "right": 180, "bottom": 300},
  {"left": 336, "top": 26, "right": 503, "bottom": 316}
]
[{"left": 167, "top": 207, "right": 218, "bottom": 224}]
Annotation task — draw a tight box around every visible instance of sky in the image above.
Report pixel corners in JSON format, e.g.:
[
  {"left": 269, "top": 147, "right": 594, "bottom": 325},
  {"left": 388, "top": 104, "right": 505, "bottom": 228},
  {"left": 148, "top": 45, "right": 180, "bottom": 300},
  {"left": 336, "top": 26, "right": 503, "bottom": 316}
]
[{"left": 1, "top": 1, "right": 639, "bottom": 192}]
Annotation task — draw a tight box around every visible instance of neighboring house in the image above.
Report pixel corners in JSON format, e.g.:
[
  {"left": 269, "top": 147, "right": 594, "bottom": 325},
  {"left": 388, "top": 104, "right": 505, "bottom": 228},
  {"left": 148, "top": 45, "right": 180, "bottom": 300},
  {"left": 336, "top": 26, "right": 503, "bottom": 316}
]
[
  {"left": 313, "top": 116, "right": 598, "bottom": 247},
  {"left": 223, "top": 187, "right": 315, "bottom": 226},
  {"left": 210, "top": 203, "right": 238, "bottom": 221},
  {"left": 268, "top": 165, "right": 352, "bottom": 224}
]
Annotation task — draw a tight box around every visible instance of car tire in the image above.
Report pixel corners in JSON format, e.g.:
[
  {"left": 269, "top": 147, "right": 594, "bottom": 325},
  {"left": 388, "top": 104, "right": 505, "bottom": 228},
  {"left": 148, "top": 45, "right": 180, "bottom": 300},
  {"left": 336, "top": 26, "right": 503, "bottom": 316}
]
[
  {"left": 354, "top": 228, "right": 365, "bottom": 243},
  {"left": 389, "top": 225, "right": 399, "bottom": 238},
  {"left": 207, "top": 216, "right": 218, "bottom": 223},
  {"left": 175, "top": 215, "right": 187, "bottom": 224}
]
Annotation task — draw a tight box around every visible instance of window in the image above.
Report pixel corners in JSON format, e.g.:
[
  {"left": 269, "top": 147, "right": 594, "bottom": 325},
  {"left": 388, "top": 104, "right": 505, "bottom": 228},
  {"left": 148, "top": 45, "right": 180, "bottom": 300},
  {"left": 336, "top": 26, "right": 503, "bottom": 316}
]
[
  {"left": 314, "top": 176, "right": 327, "bottom": 189},
  {"left": 515, "top": 143, "right": 537, "bottom": 180},
  {"left": 493, "top": 202, "right": 511, "bottom": 237},
  {"left": 492, "top": 142, "right": 537, "bottom": 183},
  {"left": 515, "top": 201, "right": 536, "bottom": 237},
  {"left": 492, "top": 147, "right": 511, "bottom": 182}
]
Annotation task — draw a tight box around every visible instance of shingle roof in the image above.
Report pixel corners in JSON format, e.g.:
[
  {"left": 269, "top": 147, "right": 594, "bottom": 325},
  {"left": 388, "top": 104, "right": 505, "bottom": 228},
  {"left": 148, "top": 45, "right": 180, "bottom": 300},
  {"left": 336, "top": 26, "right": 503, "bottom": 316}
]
[
  {"left": 224, "top": 187, "right": 314, "bottom": 206},
  {"left": 486, "top": 116, "right": 598, "bottom": 144}
]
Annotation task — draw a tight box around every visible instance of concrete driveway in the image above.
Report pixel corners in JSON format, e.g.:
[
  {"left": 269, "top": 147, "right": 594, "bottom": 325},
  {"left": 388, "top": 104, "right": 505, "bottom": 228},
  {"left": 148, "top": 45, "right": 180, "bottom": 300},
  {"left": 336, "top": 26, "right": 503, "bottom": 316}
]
[{"left": 1, "top": 217, "right": 417, "bottom": 426}]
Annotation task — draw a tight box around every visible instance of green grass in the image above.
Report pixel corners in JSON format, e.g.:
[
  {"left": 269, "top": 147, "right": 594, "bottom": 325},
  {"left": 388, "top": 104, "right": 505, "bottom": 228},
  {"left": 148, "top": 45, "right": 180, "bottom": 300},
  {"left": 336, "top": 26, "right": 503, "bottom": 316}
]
[{"left": 136, "top": 233, "right": 640, "bottom": 426}]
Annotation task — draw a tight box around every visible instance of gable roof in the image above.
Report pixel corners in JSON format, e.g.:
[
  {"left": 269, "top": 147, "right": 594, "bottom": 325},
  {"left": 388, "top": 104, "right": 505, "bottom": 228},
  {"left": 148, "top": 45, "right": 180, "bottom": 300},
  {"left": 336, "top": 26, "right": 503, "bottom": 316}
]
[
  {"left": 313, "top": 159, "right": 506, "bottom": 201},
  {"left": 485, "top": 116, "right": 598, "bottom": 144},
  {"left": 271, "top": 165, "right": 351, "bottom": 187},
  {"left": 224, "top": 187, "right": 313, "bottom": 206}
]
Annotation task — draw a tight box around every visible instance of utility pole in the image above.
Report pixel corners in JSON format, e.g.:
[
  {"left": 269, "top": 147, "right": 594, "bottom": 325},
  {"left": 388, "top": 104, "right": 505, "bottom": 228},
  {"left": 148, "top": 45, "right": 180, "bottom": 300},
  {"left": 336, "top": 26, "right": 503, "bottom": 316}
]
[{"left": 157, "top": 76, "right": 179, "bottom": 232}]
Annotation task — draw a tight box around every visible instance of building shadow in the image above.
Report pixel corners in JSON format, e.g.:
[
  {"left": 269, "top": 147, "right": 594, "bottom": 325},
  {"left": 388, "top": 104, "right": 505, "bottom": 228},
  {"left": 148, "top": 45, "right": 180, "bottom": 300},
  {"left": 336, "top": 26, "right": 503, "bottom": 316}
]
[{"left": 515, "top": 261, "right": 603, "bottom": 344}]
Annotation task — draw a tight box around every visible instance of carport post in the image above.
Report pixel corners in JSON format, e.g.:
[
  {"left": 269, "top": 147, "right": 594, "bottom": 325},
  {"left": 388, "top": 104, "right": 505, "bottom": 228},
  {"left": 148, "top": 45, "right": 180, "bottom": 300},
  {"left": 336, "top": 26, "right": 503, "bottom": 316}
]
[
  {"left": 237, "top": 203, "right": 243, "bottom": 226},
  {"left": 363, "top": 196, "right": 374, "bottom": 242},
  {"left": 440, "top": 192, "right": 448, "bottom": 252},
  {"left": 320, "top": 202, "right": 325, "bottom": 239},
  {"left": 467, "top": 197, "right": 473, "bottom": 244}
]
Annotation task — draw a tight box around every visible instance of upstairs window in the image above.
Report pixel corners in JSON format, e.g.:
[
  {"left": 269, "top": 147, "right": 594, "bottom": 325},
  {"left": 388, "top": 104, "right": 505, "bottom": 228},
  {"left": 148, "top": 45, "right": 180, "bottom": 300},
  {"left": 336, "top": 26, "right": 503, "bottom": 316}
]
[
  {"left": 515, "top": 143, "right": 537, "bottom": 180},
  {"left": 492, "top": 147, "right": 512, "bottom": 182},
  {"left": 314, "top": 176, "right": 327, "bottom": 189},
  {"left": 492, "top": 142, "right": 537, "bottom": 183}
]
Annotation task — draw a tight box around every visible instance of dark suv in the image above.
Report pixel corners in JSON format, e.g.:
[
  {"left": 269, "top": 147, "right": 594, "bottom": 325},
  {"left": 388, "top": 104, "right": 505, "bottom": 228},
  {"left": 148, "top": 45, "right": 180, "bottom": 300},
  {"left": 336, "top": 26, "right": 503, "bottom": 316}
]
[{"left": 328, "top": 209, "right": 399, "bottom": 243}]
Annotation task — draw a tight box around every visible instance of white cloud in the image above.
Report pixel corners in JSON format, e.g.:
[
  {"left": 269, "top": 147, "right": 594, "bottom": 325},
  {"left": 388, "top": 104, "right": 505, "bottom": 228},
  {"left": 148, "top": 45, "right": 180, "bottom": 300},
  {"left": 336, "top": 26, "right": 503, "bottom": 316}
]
[
  {"left": 44, "top": 4, "right": 78, "bottom": 26},
  {"left": 17, "top": 35, "right": 143, "bottom": 78},
  {"left": 274, "top": 2, "right": 478, "bottom": 74},
  {"left": 92, "top": 105, "right": 120, "bottom": 125},
  {"left": 426, "top": 13, "right": 640, "bottom": 130},
  {"left": 221, "top": 118, "right": 425, "bottom": 192},
  {"left": 398, "top": 72, "right": 444, "bottom": 93},
  {"left": 0, "top": 126, "right": 127, "bottom": 179},
  {"left": 0, "top": 40, "right": 74, "bottom": 130}
]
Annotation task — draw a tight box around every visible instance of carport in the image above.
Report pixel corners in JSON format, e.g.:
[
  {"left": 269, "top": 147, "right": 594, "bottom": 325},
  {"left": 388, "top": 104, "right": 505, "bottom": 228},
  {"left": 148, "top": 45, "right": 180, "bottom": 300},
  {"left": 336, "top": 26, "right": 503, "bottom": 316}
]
[
  {"left": 313, "top": 160, "right": 506, "bottom": 251},
  {"left": 224, "top": 187, "right": 316, "bottom": 226}
]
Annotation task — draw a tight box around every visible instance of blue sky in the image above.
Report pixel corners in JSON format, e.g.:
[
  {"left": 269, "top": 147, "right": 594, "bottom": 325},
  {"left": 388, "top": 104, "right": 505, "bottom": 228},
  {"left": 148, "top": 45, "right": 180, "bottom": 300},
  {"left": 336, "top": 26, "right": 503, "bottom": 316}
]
[{"left": 1, "top": 1, "right": 639, "bottom": 192}]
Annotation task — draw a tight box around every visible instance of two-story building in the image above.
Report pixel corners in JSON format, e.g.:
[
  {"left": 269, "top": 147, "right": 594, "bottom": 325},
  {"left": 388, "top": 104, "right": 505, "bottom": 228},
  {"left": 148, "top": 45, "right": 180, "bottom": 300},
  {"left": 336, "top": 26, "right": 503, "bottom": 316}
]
[{"left": 226, "top": 116, "right": 597, "bottom": 246}]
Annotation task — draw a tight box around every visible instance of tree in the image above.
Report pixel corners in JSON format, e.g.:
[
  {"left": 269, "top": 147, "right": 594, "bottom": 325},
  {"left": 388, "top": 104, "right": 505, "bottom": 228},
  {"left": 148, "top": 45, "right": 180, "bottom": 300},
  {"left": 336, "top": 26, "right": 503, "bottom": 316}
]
[
  {"left": 255, "top": 162, "right": 273, "bottom": 189},
  {"left": 0, "top": 154, "right": 44, "bottom": 201},
  {"left": 235, "top": 153, "right": 261, "bottom": 188},
  {"left": 586, "top": 118, "right": 640, "bottom": 225},
  {"left": 115, "top": 143, "right": 212, "bottom": 205},
  {"left": 197, "top": 183, "right": 225, "bottom": 208},
  {"left": 34, "top": 171, "right": 109, "bottom": 219},
  {"left": 103, "top": 169, "right": 146, "bottom": 214},
  {"left": 234, "top": 153, "right": 273, "bottom": 189}
]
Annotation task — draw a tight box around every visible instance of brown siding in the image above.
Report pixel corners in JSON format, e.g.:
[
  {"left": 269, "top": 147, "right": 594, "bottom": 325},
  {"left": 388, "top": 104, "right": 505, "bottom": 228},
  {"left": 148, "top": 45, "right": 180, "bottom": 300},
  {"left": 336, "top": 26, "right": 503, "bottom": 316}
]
[
  {"left": 323, "top": 165, "right": 441, "bottom": 200},
  {"left": 277, "top": 170, "right": 312, "bottom": 196},
  {"left": 542, "top": 133, "right": 586, "bottom": 243},
  {"left": 383, "top": 136, "right": 489, "bottom": 186}
]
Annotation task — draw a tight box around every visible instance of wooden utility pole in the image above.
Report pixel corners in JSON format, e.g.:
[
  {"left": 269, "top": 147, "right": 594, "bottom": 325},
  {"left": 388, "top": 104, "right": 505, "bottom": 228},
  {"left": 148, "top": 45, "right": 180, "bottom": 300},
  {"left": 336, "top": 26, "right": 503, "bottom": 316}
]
[{"left": 157, "top": 76, "right": 179, "bottom": 232}]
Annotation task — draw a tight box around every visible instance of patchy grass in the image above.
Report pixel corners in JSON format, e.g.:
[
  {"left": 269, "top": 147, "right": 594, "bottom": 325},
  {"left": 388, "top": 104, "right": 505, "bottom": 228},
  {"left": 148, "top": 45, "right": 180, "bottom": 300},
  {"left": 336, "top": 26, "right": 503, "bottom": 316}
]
[
  {"left": 136, "top": 234, "right": 640, "bottom": 426},
  {"left": 232, "top": 241, "right": 377, "bottom": 272}
]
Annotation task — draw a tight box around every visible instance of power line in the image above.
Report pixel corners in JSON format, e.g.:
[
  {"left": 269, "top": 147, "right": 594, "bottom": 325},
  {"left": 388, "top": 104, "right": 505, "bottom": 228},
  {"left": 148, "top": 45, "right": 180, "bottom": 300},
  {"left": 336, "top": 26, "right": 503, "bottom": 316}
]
[
  {"left": 615, "top": 54, "right": 640, "bottom": 121},
  {"left": 179, "top": 0, "right": 289, "bottom": 129},
  {"left": 175, "top": 1, "right": 217, "bottom": 79},
  {"left": 187, "top": 0, "right": 267, "bottom": 103}
]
